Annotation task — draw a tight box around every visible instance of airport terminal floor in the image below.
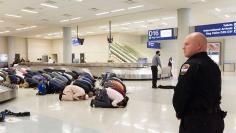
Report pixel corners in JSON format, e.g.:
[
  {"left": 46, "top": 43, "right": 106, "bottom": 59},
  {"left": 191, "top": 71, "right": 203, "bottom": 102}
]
[{"left": 0, "top": 72, "right": 235, "bottom": 133}]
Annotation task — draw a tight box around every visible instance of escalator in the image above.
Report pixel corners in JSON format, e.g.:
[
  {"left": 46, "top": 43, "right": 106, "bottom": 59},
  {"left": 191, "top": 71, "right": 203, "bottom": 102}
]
[{"left": 110, "top": 43, "right": 140, "bottom": 63}]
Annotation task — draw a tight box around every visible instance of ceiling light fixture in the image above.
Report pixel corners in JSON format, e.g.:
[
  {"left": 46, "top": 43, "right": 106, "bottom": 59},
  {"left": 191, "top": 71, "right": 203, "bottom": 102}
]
[
  {"left": 5, "top": 14, "right": 22, "bottom": 18},
  {"left": 162, "top": 16, "right": 176, "bottom": 20},
  {"left": 111, "top": 9, "right": 125, "bottom": 13},
  {"left": 76, "top": 0, "right": 83, "bottom": 2},
  {"left": 201, "top": 0, "right": 206, "bottom": 2},
  {"left": 40, "top": 3, "right": 58, "bottom": 8},
  {"left": 95, "top": 12, "right": 109, "bottom": 16},
  {"left": 0, "top": 20, "right": 4, "bottom": 22},
  {"left": 47, "top": 32, "right": 62, "bottom": 36},
  {"left": 86, "top": 31, "right": 94, "bottom": 34},
  {"left": 60, "top": 19, "right": 69, "bottom": 22},
  {"left": 16, "top": 25, "right": 37, "bottom": 31},
  {"left": 215, "top": 8, "right": 221, "bottom": 12},
  {"left": 21, "top": 9, "right": 38, "bottom": 14},
  {"left": 121, "top": 23, "right": 131, "bottom": 26},
  {"left": 0, "top": 30, "right": 10, "bottom": 34},
  {"left": 70, "top": 17, "right": 81, "bottom": 20},
  {"left": 133, "top": 21, "right": 145, "bottom": 24},
  {"left": 128, "top": 5, "right": 144, "bottom": 10}
]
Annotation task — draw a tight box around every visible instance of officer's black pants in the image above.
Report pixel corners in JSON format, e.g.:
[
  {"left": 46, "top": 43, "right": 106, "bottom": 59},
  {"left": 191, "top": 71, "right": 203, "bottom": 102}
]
[
  {"left": 151, "top": 66, "right": 158, "bottom": 87},
  {"left": 179, "top": 114, "right": 224, "bottom": 133}
]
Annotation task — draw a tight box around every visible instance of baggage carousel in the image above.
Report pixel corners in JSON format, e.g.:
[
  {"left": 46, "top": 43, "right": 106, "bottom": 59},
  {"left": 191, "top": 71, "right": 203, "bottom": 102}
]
[
  {"left": 0, "top": 83, "right": 18, "bottom": 103},
  {"left": 18, "top": 62, "right": 155, "bottom": 80}
]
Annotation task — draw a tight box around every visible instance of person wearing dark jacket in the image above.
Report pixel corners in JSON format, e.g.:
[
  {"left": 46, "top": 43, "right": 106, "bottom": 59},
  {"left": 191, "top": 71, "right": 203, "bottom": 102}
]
[{"left": 173, "top": 32, "right": 226, "bottom": 133}]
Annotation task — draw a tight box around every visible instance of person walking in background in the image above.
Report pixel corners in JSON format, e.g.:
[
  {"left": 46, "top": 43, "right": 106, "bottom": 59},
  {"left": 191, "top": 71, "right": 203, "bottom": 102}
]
[
  {"left": 151, "top": 51, "right": 162, "bottom": 88},
  {"left": 168, "top": 57, "right": 173, "bottom": 77},
  {"left": 173, "top": 32, "right": 226, "bottom": 133}
]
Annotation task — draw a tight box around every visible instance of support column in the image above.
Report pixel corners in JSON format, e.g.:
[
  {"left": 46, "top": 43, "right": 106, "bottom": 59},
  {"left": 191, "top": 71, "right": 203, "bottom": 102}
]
[
  {"left": 177, "top": 8, "right": 191, "bottom": 70},
  {"left": 63, "top": 27, "right": 72, "bottom": 64},
  {"left": 7, "top": 36, "right": 14, "bottom": 66},
  {"left": 25, "top": 38, "right": 29, "bottom": 61}
]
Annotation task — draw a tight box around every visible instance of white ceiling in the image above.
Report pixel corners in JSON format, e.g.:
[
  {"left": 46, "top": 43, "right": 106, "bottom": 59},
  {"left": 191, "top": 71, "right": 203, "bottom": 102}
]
[{"left": 0, "top": 0, "right": 236, "bottom": 39}]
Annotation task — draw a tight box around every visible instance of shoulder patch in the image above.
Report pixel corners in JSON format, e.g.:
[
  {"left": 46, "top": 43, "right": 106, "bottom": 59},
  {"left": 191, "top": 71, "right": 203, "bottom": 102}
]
[{"left": 180, "top": 64, "right": 190, "bottom": 75}]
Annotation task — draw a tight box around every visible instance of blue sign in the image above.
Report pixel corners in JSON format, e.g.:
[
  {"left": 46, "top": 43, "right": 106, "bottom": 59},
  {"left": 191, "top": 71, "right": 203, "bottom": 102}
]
[
  {"left": 148, "top": 28, "right": 177, "bottom": 41},
  {"left": 72, "top": 38, "right": 80, "bottom": 46},
  {"left": 147, "top": 42, "right": 160, "bottom": 49},
  {"left": 195, "top": 22, "right": 236, "bottom": 37},
  {"left": 72, "top": 38, "right": 79, "bottom": 46}
]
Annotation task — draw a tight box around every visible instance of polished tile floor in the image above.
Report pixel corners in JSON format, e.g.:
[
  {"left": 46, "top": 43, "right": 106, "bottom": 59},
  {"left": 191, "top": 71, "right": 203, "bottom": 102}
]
[{"left": 0, "top": 72, "right": 235, "bottom": 133}]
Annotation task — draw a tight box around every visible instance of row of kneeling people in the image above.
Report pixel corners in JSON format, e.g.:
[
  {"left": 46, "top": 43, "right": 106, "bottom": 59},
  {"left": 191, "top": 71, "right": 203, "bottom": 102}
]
[
  {"left": 60, "top": 72, "right": 129, "bottom": 108},
  {"left": 1, "top": 67, "right": 96, "bottom": 95}
]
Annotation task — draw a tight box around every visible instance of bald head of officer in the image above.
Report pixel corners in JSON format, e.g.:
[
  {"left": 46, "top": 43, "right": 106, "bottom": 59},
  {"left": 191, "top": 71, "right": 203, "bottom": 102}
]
[{"left": 183, "top": 32, "right": 207, "bottom": 58}]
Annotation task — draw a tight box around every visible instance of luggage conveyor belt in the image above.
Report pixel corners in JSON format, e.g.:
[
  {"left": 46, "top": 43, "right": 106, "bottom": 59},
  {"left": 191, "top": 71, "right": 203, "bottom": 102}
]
[
  {"left": 18, "top": 63, "right": 154, "bottom": 80},
  {"left": 0, "top": 84, "right": 17, "bottom": 102}
]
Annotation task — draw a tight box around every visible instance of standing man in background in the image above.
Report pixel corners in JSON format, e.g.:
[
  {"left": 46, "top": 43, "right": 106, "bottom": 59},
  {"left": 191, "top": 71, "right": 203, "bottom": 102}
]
[
  {"left": 173, "top": 32, "right": 226, "bottom": 133},
  {"left": 151, "top": 51, "right": 162, "bottom": 88}
]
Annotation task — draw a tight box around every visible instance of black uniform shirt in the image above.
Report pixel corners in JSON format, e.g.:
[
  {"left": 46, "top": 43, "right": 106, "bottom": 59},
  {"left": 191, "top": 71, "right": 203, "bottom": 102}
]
[{"left": 173, "top": 52, "right": 222, "bottom": 119}]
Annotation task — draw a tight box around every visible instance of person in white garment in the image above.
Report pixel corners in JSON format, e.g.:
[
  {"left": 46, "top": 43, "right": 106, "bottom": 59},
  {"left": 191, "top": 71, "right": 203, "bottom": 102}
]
[{"left": 59, "top": 85, "right": 88, "bottom": 101}]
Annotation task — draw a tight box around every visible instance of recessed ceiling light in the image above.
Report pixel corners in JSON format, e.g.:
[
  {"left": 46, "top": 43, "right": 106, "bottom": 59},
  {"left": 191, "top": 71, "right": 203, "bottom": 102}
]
[
  {"left": 121, "top": 23, "right": 131, "bottom": 26},
  {"left": 5, "top": 14, "right": 22, "bottom": 18},
  {"left": 128, "top": 5, "right": 144, "bottom": 10},
  {"left": 60, "top": 19, "right": 69, "bottom": 22},
  {"left": 111, "top": 9, "right": 125, "bottom": 13},
  {"left": 70, "top": 17, "right": 81, "bottom": 20},
  {"left": 201, "top": 0, "right": 206, "bottom": 2},
  {"left": 225, "top": 14, "right": 230, "bottom": 18},
  {"left": 0, "top": 30, "right": 10, "bottom": 34},
  {"left": 215, "top": 8, "right": 221, "bottom": 12},
  {"left": 16, "top": 25, "right": 37, "bottom": 31},
  {"left": 76, "top": 0, "right": 83, "bottom": 1},
  {"left": 0, "top": 20, "right": 4, "bottom": 22},
  {"left": 86, "top": 31, "right": 94, "bottom": 34},
  {"left": 95, "top": 12, "right": 109, "bottom": 16},
  {"left": 47, "top": 32, "right": 62, "bottom": 36},
  {"left": 133, "top": 21, "right": 145, "bottom": 24},
  {"left": 40, "top": 3, "right": 58, "bottom": 8},
  {"left": 21, "top": 9, "right": 38, "bottom": 14},
  {"left": 161, "top": 16, "right": 176, "bottom": 20}
]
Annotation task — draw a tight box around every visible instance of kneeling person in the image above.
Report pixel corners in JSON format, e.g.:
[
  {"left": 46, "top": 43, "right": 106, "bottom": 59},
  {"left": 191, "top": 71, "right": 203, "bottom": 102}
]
[
  {"left": 59, "top": 85, "right": 88, "bottom": 101},
  {"left": 91, "top": 87, "right": 129, "bottom": 108}
]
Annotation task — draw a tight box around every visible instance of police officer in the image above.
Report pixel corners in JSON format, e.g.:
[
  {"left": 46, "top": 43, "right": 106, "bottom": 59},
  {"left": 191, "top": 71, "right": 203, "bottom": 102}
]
[
  {"left": 173, "top": 32, "right": 226, "bottom": 133},
  {"left": 151, "top": 51, "right": 162, "bottom": 88}
]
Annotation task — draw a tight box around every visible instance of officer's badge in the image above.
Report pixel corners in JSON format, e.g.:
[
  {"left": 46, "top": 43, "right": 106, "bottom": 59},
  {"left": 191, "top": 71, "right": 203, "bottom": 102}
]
[{"left": 180, "top": 64, "right": 190, "bottom": 75}]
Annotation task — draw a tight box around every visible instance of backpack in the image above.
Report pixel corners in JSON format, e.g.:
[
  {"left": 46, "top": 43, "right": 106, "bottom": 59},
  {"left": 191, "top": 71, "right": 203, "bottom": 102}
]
[
  {"left": 37, "top": 83, "right": 47, "bottom": 95},
  {"left": 100, "top": 72, "right": 116, "bottom": 86}
]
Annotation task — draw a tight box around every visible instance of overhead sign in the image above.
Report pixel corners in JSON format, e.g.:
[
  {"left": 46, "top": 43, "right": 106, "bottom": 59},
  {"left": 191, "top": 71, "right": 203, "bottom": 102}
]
[
  {"left": 195, "top": 22, "right": 236, "bottom": 37},
  {"left": 148, "top": 28, "right": 177, "bottom": 41},
  {"left": 147, "top": 42, "right": 160, "bottom": 49}
]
